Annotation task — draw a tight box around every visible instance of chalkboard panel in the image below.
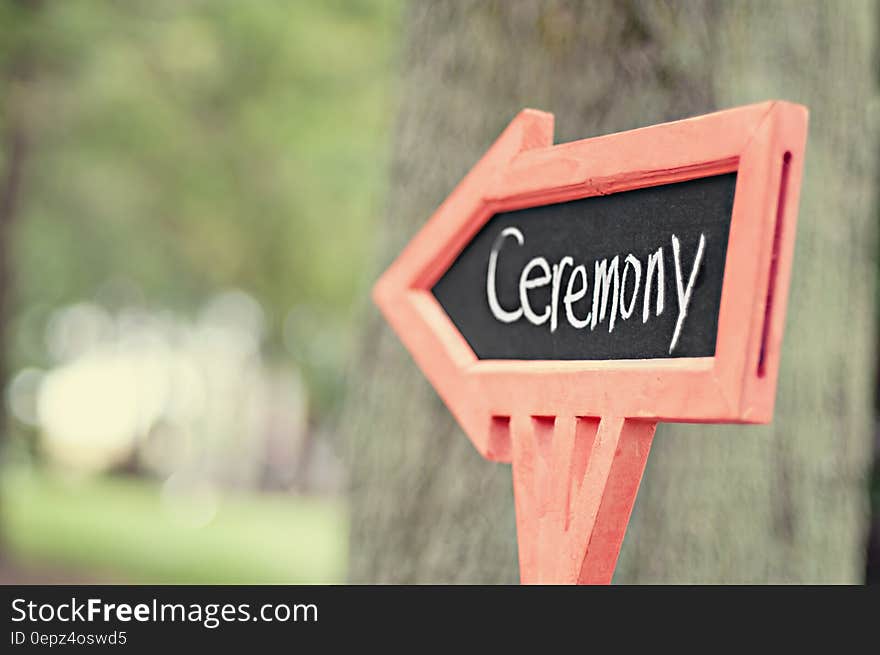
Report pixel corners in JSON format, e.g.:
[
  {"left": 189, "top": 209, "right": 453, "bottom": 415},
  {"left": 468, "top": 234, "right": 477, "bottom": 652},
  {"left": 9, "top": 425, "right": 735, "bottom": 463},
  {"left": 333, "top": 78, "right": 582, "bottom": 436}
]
[{"left": 432, "top": 173, "right": 737, "bottom": 360}]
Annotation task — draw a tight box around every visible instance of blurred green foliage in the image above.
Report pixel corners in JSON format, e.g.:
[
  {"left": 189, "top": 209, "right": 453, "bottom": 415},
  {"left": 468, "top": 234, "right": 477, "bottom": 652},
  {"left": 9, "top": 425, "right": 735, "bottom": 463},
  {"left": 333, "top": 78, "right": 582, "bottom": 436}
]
[
  {"left": 0, "top": 0, "right": 401, "bottom": 583},
  {"left": 4, "top": 471, "right": 346, "bottom": 583},
  {"left": 3, "top": 0, "right": 400, "bottom": 415}
]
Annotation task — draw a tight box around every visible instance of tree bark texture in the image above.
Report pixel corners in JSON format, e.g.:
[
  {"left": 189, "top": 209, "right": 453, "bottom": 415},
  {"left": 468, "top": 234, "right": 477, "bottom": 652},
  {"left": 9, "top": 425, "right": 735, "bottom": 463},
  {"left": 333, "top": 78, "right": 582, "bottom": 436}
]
[{"left": 344, "top": 0, "right": 878, "bottom": 583}]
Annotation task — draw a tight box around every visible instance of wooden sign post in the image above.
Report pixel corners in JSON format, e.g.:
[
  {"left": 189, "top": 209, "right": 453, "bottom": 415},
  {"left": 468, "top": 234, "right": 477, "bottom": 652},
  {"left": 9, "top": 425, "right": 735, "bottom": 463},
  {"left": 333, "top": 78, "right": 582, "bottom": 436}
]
[{"left": 374, "top": 101, "right": 808, "bottom": 584}]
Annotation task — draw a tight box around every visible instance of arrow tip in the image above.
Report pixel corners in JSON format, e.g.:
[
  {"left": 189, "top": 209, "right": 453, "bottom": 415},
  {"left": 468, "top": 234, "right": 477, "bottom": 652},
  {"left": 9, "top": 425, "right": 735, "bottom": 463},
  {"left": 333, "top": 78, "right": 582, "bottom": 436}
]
[{"left": 508, "top": 108, "right": 555, "bottom": 152}]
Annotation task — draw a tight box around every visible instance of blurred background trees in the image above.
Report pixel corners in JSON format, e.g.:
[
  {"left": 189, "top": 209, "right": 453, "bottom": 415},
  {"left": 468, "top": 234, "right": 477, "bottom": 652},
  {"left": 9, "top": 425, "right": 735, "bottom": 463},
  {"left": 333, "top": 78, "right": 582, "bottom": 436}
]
[
  {"left": 0, "top": 0, "right": 398, "bottom": 582},
  {"left": 1, "top": 0, "right": 878, "bottom": 584},
  {"left": 344, "top": 0, "right": 880, "bottom": 583}
]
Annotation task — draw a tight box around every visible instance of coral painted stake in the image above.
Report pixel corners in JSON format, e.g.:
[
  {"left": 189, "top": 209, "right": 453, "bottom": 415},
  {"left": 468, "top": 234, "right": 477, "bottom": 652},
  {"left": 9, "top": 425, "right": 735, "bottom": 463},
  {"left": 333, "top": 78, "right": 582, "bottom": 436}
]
[
  {"left": 511, "top": 416, "right": 656, "bottom": 584},
  {"left": 373, "top": 102, "right": 808, "bottom": 584}
]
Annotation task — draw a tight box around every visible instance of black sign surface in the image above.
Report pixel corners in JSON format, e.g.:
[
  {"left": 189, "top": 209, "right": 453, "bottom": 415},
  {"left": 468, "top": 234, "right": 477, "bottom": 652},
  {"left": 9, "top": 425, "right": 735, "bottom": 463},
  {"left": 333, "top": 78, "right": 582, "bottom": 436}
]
[{"left": 432, "top": 173, "right": 737, "bottom": 360}]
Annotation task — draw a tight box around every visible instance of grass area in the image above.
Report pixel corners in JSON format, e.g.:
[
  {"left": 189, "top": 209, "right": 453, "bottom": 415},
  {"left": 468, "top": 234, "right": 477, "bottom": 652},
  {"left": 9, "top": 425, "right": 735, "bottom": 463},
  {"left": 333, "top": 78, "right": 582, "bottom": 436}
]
[{"left": 1, "top": 471, "right": 347, "bottom": 584}]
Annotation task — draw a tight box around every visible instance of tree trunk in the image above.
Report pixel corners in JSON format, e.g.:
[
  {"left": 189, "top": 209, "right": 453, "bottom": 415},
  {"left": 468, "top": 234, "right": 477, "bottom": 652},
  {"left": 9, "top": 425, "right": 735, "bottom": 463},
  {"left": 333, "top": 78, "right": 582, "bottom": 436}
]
[
  {"left": 0, "top": 0, "right": 38, "bottom": 568},
  {"left": 344, "top": 0, "right": 878, "bottom": 583}
]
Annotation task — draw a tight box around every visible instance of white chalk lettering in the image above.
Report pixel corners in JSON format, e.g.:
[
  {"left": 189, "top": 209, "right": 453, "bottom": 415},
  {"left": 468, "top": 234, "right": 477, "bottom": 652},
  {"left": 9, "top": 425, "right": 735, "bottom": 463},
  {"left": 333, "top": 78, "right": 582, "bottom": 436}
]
[
  {"left": 550, "top": 256, "right": 573, "bottom": 333},
  {"left": 620, "top": 254, "right": 642, "bottom": 320},
  {"left": 487, "top": 227, "right": 524, "bottom": 323},
  {"left": 520, "top": 256, "right": 552, "bottom": 326},
  {"left": 591, "top": 256, "right": 620, "bottom": 333},
  {"left": 669, "top": 233, "right": 706, "bottom": 354},
  {"left": 563, "top": 264, "right": 590, "bottom": 329},
  {"left": 483, "top": 228, "right": 710, "bottom": 354},
  {"left": 643, "top": 247, "right": 664, "bottom": 323}
]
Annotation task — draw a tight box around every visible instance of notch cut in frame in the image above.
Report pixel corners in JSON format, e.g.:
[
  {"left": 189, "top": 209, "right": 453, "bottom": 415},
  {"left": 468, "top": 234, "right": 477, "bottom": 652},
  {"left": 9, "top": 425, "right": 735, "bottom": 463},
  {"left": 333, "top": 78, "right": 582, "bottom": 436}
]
[{"left": 758, "top": 150, "right": 793, "bottom": 378}]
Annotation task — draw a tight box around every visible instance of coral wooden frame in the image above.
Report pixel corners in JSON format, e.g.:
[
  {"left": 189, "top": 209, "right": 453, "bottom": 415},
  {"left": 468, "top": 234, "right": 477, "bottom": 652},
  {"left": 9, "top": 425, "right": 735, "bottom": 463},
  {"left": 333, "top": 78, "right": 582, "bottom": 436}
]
[
  {"left": 373, "top": 102, "right": 808, "bottom": 583},
  {"left": 375, "top": 101, "right": 807, "bottom": 458}
]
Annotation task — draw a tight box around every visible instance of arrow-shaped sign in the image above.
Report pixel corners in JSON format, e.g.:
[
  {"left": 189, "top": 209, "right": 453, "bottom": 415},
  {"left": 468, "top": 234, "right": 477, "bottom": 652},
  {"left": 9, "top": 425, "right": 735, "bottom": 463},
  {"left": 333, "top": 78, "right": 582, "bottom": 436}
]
[{"left": 374, "top": 101, "right": 808, "bottom": 584}]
